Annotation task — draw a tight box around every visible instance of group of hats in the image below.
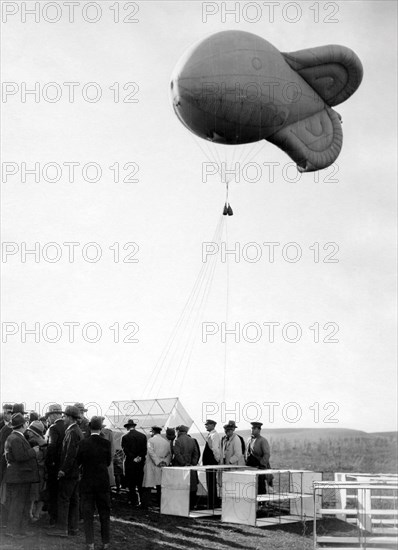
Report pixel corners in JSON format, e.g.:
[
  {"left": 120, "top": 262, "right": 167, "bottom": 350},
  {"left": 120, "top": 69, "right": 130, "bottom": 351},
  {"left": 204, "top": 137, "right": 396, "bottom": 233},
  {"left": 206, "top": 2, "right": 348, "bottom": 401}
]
[
  {"left": 213, "top": 419, "right": 263, "bottom": 429},
  {"left": 123, "top": 420, "right": 188, "bottom": 433}
]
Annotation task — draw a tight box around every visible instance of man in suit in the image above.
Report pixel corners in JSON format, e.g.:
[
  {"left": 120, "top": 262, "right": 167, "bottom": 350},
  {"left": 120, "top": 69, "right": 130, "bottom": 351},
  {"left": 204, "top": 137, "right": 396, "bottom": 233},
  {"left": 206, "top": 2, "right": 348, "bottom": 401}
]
[
  {"left": 44, "top": 403, "right": 65, "bottom": 525},
  {"left": 245, "top": 422, "right": 272, "bottom": 494},
  {"left": 0, "top": 404, "right": 13, "bottom": 430},
  {"left": 202, "top": 419, "right": 221, "bottom": 509},
  {"left": 0, "top": 404, "right": 26, "bottom": 483},
  {"left": 46, "top": 405, "right": 83, "bottom": 538},
  {"left": 4, "top": 412, "right": 40, "bottom": 538},
  {"left": 121, "top": 419, "right": 147, "bottom": 508},
  {"left": 0, "top": 403, "right": 26, "bottom": 528},
  {"left": 173, "top": 425, "right": 200, "bottom": 508},
  {"left": 74, "top": 402, "right": 90, "bottom": 438},
  {"left": 77, "top": 416, "right": 112, "bottom": 550}
]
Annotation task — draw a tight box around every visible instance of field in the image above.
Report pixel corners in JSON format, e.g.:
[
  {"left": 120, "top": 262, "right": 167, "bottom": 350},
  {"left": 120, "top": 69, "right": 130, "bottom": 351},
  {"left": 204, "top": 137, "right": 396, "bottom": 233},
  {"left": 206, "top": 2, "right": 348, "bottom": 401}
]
[{"left": 0, "top": 429, "right": 396, "bottom": 550}]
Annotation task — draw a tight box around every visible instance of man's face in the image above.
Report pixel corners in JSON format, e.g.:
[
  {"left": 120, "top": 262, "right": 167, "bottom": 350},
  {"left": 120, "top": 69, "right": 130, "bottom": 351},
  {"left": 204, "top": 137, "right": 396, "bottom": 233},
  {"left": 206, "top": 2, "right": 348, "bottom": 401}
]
[
  {"left": 225, "top": 427, "right": 234, "bottom": 438},
  {"left": 205, "top": 423, "right": 214, "bottom": 432},
  {"left": 51, "top": 412, "right": 62, "bottom": 423},
  {"left": 251, "top": 427, "right": 260, "bottom": 437},
  {"left": 4, "top": 411, "right": 12, "bottom": 422},
  {"left": 20, "top": 421, "right": 28, "bottom": 433}
]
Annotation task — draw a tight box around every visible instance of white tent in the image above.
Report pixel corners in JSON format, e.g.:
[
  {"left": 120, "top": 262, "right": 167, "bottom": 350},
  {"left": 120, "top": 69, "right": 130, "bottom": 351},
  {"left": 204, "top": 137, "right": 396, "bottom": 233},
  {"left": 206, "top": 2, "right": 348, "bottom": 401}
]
[{"left": 105, "top": 397, "right": 194, "bottom": 436}]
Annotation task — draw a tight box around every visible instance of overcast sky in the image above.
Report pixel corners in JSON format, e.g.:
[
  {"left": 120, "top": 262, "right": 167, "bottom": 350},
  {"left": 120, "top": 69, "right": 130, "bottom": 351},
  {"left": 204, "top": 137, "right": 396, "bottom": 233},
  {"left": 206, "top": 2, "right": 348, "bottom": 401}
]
[{"left": 1, "top": 1, "right": 397, "bottom": 434}]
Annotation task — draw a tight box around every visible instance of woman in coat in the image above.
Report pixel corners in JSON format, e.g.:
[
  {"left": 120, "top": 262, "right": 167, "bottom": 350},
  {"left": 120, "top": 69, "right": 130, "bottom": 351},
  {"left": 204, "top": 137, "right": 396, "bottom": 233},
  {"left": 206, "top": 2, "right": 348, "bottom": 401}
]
[{"left": 25, "top": 420, "right": 47, "bottom": 520}]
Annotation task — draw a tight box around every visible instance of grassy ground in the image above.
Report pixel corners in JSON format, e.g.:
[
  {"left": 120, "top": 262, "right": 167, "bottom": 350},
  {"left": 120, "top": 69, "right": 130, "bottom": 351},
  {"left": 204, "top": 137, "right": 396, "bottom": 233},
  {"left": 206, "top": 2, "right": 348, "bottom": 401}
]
[
  {"left": 0, "top": 490, "right": 386, "bottom": 550},
  {"left": 0, "top": 491, "right": 319, "bottom": 550},
  {"left": 1, "top": 434, "right": 396, "bottom": 549}
]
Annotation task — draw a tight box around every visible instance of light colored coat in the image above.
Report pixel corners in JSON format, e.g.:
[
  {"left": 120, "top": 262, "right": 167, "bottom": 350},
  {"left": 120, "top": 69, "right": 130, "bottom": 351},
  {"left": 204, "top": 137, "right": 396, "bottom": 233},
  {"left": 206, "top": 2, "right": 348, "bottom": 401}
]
[
  {"left": 221, "top": 433, "right": 245, "bottom": 466},
  {"left": 143, "top": 434, "right": 171, "bottom": 487}
]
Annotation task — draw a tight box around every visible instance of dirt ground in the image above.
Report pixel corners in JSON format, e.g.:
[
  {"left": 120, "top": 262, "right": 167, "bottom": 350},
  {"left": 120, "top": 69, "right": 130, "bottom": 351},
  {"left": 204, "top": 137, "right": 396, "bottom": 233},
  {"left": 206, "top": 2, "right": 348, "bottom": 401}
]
[{"left": 0, "top": 490, "right": 321, "bottom": 550}]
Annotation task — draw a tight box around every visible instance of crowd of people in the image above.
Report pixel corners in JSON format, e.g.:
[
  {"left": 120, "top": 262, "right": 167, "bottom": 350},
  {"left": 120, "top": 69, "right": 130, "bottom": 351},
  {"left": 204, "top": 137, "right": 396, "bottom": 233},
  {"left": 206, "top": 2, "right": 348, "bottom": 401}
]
[{"left": 0, "top": 402, "right": 272, "bottom": 549}]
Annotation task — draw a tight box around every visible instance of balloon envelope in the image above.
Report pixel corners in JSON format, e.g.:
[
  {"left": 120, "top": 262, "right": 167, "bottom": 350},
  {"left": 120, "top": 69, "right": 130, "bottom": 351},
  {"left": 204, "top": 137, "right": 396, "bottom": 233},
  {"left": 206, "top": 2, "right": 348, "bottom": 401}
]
[{"left": 171, "top": 31, "right": 363, "bottom": 172}]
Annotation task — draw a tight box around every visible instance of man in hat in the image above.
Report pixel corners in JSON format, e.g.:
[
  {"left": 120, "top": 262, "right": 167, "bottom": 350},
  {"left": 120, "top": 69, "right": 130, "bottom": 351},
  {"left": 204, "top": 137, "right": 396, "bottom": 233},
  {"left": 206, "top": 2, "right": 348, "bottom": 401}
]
[
  {"left": 202, "top": 419, "right": 221, "bottom": 509},
  {"left": 77, "top": 416, "right": 112, "bottom": 550},
  {"left": 0, "top": 404, "right": 13, "bottom": 477},
  {"left": 0, "top": 404, "right": 26, "bottom": 486},
  {"left": 143, "top": 426, "right": 171, "bottom": 507},
  {"left": 47, "top": 405, "right": 83, "bottom": 538},
  {"left": 245, "top": 422, "right": 272, "bottom": 494},
  {"left": 74, "top": 402, "right": 90, "bottom": 438},
  {"left": 4, "top": 412, "right": 40, "bottom": 538},
  {"left": 221, "top": 421, "right": 245, "bottom": 466},
  {"left": 0, "top": 404, "right": 13, "bottom": 430},
  {"left": 45, "top": 403, "right": 65, "bottom": 525},
  {"left": 0, "top": 404, "right": 27, "bottom": 528},
  {"left": 121, "top": 420, "right": 147, "bottom": 508},
  {"left": 173, "top": 426, "right": 199, "bottom": 508}
]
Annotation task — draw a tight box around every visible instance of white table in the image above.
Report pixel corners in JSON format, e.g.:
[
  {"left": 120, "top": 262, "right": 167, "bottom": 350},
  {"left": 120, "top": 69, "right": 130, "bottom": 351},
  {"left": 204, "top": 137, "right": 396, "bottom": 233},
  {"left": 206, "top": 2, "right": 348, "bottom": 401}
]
[{"left": 221, "top": 469, "right": 322, "bottom": 526}]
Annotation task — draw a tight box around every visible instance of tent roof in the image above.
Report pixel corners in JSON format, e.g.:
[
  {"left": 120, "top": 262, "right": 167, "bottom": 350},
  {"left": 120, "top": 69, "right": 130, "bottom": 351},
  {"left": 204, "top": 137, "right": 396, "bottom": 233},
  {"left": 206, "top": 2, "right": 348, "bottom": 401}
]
[{"left": 105, "top": 397, "right": 193, "bottom": 435}]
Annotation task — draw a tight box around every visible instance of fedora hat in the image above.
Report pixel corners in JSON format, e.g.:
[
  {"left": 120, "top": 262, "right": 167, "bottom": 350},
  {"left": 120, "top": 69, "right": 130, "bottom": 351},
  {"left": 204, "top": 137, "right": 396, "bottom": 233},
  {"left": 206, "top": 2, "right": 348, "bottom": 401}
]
[
  {"left": 12, "top": 403, "right": 26, "bottom": 415},
  {"left": 62, "top": 405, "right": 80, "bottom": 419},
  {"left": 46, "top": 404, "right": 63, "bottom": 417},
  {"left": 74, "top": 402, "right": 88, "bottom": 412},
  {"left": 11, "top": 413, "right": 26, "bottom": 429},
  {"left": 124, "top": 419, "right": 137, "bottom": 429},
  {"left": 223, "top": 420, "right": 238, "bottom": 430}
]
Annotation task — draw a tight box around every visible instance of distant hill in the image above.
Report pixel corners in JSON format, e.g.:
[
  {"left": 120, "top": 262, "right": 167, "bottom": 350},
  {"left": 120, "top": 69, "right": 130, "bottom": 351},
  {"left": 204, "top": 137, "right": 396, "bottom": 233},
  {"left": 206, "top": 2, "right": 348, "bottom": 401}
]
[
  {"left": 189, "top": 427, "right": 397, "bottom": 474},
  {"left": 190, "top": 427, "right": 395, "bottom": 442}
]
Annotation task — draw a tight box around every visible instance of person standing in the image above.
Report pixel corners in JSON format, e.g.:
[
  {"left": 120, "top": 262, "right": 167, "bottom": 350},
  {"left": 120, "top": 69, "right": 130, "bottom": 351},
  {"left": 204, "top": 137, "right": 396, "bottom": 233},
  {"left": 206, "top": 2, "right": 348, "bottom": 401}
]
[
  {"left": 47, "top": 405, "right": 83, "bottom": 538},
  {"left": 0, "top": 403, "right": 26, "bottom": 528},
  {"left": 245, "top": 422, "right": 272, "bottom": 494},
  {"left": 74, "top": 403, "right": 90, "bottom": 438},
  {"left": 0, "top": 404, "right": 13, "bottom": 431},
  {"left": 221, "top": 422, "right": 245, "bottom": 466},
  {"left": 100, "top": 418, "right": 115, "bottom": 487},
  {"left": 121, "top": 420, "right": 147, "bottom": 508},
  {"left": 0, "top": 403, "right": 13, "bottom": 525},
  {"left": 143, "top": 426, "right": 171, "bottom": 507},
  {"left": 0, "top": 404, "right": 26, "bottom": 485},
  {"left": 202, "top": 419, "right": 221, "bottom": 509},
  {"left": 4, "top": 412, "right": 40, "bottom": 538},
  {"left": 77, "top": 416, "right": 112, "bottom": 550},
  {"left": 173, "top": 425, "right": 199, "bottom": 508},
  {"left": 45, "top": 403, "right": 65, "bottom": 525},
  {"left": 25, "top": 420, "right": 47, "bottom": 521}
]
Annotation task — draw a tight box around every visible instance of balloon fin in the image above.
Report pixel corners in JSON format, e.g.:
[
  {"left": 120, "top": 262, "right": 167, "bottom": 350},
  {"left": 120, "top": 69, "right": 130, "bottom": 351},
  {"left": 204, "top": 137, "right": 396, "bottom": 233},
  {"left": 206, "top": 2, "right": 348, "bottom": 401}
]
[
  {"left": 268, "top": 107, "right": 342, "bottom": 172},
  {"left": 282, "top": 45, "right": 363, "bottom": 106},
  {"left": 223, "top": 204, "right": 228, "bottom": 215},
  {"left": 227, "top": 205, "right": 233, "bottom": 216}
]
